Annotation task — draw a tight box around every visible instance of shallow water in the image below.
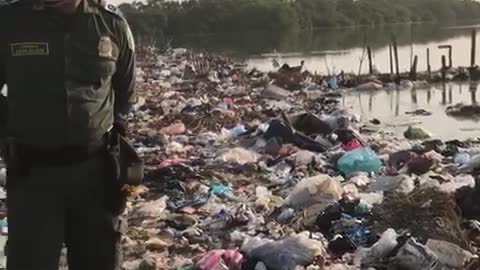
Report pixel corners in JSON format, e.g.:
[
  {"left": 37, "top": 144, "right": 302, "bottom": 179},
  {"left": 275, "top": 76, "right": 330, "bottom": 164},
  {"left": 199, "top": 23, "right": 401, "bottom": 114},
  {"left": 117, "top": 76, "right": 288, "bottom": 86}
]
[
  {"left": 174, "top": 23, "right": 480, "bottom": 75},
  {"left": 343, "top": 82, "right": 480, "bottom": 141}
]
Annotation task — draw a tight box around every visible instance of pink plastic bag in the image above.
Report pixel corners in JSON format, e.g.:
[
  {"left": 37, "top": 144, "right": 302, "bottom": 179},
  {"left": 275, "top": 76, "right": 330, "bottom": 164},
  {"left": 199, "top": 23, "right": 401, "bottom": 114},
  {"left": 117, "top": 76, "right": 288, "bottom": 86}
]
[
  {"left": 158, "top": 159, "right": 188, "bottom": 168},
  {"left": 343, "top": 139, "right": 362, "bottom": 151},
  {"left": 196, "top": 250, "right": 244, "bottom": 270}
]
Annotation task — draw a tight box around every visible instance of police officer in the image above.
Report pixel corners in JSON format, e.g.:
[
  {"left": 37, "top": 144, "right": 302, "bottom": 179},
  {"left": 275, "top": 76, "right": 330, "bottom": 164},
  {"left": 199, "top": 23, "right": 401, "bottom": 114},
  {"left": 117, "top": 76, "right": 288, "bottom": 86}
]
[{"left": 0, "top": 0, "right": 136, "bottom": 269}]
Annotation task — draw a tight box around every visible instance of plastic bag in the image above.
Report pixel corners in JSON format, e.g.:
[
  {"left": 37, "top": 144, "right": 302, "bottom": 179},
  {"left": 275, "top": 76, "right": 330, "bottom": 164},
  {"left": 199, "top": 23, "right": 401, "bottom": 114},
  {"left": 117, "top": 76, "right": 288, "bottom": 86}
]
[
  {"left": 209, "top": 183, "right": 234, "bottom": 198},
  {"left": 407, "top": 156, "right": 434, "bottom": 175},
  {"left": 367, "top": 229, "right": 398, "bottom": 259},
  {"left": 196, "top": 250, "right": 244, "bottom": 270},
  {"left": 454, "top": 152, "right": 470, "bottom": 166},
  {"left": 426, "top": 239, "right": 476, "bottom": 268},
  {"left": 284, "top": 174, "right": 343, "bottom": 209},
  {"left": 244, "top": 233, "right": 326, "bottom": 270},
  {"left": 403, "top": 126, "right": 432, "bottom": 140},
  {"left": 262, "top": 84, "right": 290, "bottom": 100},
  {"left": 217, "top": 148, "right": 259, "bottom": 165},
  {"left": 369, "top": 175, "right": 414, "bottom": 194},
  {"left": 343, "top": 139, "right": 362, "bottom": 151},
  {"left": 228, "top": 124, "right": 247, "bottom": 138},
  {"left": 337, "top": 147, "right": 381, "bottom": 177},
  {"left": 355, "top": 229, "right": 398, "bottom": 267},
  {"left": 459, "top": 154, "right": 480, "bottom": 173},
  {"left": 389, "top": 238, "right": 438, "bottom": 270},
  {"left": 439, "top": 174, "right": 475, "bottom": 193},
  {"left": 131, "top": 196, "right": 168, "bottom": 218},
  {"left": 349, "top": 173, "right": 371, "bottom": 187},
  {"left": 255, "top": 186, "right": 272, "bottom": 209},
  {"left": 293, "top": 150, "right": 316, "bottom": 167},
  {"left": 160, "top": 121, "right": 186, "bottom": 135}
]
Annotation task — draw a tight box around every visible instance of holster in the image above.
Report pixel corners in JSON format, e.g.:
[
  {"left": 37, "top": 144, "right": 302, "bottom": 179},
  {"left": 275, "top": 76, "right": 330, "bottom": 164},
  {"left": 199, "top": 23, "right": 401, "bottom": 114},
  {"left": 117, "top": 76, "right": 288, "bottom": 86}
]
[
  {"left": 0, "top": 137, "right": 23, "bottom": 179},
  {"left": 107, "top": 131, "right": 144, "bottom": 186}
]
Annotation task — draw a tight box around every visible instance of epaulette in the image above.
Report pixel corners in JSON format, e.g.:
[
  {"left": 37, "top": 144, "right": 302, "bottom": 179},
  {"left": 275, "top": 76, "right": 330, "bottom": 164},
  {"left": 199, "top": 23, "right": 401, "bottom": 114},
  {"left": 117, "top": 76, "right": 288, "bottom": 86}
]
[
  {"left": 98, "top": 0, "right": 124, "bottom": 18},
  {"left": 0, "top": 0, "right": 19, "bottom": 7}
]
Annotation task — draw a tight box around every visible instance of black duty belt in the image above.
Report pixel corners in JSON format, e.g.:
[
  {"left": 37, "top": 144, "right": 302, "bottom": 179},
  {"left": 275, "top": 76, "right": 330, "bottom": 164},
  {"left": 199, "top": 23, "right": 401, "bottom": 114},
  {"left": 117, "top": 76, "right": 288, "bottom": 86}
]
[{"left": 20, "top": 144, "right": 106, "bottom": 168}]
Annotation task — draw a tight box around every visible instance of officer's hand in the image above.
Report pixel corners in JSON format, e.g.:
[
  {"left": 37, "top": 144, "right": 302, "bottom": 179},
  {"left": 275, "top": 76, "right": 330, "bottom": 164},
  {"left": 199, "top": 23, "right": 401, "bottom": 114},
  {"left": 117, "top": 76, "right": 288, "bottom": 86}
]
[{"left": 113, "top": 114, "right": 127, "bottom": 137}]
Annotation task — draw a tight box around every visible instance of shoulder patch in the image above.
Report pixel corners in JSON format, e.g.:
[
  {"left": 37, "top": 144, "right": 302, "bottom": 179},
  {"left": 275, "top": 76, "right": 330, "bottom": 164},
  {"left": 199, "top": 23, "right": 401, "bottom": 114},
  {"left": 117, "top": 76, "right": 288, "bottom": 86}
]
[
  {"left": 0, "top": 0, "right": 18, "bottom": 6},
  {"left": 99, "top": 1, "right": 124, "bottom": 18}
]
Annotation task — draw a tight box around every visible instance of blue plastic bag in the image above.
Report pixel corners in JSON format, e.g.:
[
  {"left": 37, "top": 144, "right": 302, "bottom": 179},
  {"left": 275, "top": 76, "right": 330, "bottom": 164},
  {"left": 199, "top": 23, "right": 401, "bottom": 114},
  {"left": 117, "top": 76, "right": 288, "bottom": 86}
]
[
  {"left": 337, "top": 147, "right": 381, "bottom": 176},
  {"left": 209, "top": 183, "right": 233, "bottom": 198},
  {"left": 328, "top": 76, "right": 338, "bottom": 90}
]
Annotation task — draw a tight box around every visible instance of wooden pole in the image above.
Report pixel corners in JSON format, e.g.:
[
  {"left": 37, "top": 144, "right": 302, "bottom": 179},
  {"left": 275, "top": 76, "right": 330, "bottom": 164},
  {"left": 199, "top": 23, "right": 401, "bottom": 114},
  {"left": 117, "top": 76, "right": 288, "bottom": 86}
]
[
  {"left": 438, "top": 45, "right": 453, "bottom": 68},
  {"left": 448, "top": 46, "right": 452, "bottom": 68},
  {"left": 471, "top": 29, "right": 477, "bottom": 67},
  {"left": 441, "top": 55, "right": 447, "bottom": 81},
  {"left": 393, "top": 37, "right": 400, "bottom": 83},
  {"left": 410, "top": 55, "right": 418, "bottom": 81},
  {"left": 427, "top": 48, "right": 431, "bottom": 80},
  {"left": 410, "top": 24, "right": 414, "bottom": 67},
  {"left": 367, "top": 46, "right": 373, "bottom": 75},
  {"left": 389, "top": 45, "right": 394, "bottom": 76}
]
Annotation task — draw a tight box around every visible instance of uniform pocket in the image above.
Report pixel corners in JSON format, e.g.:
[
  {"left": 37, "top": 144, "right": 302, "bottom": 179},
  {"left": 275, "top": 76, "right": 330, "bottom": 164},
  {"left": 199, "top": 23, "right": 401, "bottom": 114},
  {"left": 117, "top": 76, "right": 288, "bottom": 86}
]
[
  {"left": 65, "top": 35, "right": 118, "bottom": 88},
  {"left": 97, "top": 58, "right": 116, "bottom": 80},
  {"left": 65, "top": 55, "right": 116, "bottom": 88}
]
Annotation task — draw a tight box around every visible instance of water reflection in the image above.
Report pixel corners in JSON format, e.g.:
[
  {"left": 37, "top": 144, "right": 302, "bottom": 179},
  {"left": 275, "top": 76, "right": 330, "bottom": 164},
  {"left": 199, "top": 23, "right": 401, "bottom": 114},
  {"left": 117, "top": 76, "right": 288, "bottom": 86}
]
[
  {"left": 470, "top": 82, "right": 478, "bottom": 105},
  {"left": 411, "top": 88, "right": 417, "bottom": 105},
  {"left": 345, "top": 83, "right": 480, "bottom": 140},
  {"left": 441, "top": 84, "right": 447, "bottom": 105},
  {"left": 173, "top": 21, "right": 480, "bottom": 74},
  {"left": 395, "top": 88, "right": 400, "bottom": 117},
  {"left": 449, "top": 84, "right": 453, "bottom": 104},
  {"left": 173, "top": 23, "right": 471, "bottom": 56}
]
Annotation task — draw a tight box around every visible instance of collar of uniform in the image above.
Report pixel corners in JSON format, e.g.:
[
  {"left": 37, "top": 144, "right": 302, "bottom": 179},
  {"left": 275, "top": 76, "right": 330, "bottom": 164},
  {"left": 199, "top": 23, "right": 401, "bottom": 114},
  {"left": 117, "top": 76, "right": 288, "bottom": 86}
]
[{"left": 81, "top": 0, "right": 99, "bottom": 14}]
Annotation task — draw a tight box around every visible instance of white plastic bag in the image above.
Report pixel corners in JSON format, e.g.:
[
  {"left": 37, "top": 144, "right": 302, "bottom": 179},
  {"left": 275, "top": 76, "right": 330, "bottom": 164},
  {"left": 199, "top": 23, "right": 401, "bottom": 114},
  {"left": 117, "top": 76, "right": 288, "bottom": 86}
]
[
  {"left": 356, "top": 229, "right": 398, "bottom": 266},
  {"left": 285, "top": 174, "right": 343, "bottom": 209},
  {"left": 426, "top": 239, "right": 476, "bottom": 268},
  {"left": 132, "top": 196, "right": 168, "bottom": 218},
  {"left": 439, "top": 174, "right": 475, "bottom": 193},
  {"left": 217, "top": 147, "right": 259, "bottom": 165}
]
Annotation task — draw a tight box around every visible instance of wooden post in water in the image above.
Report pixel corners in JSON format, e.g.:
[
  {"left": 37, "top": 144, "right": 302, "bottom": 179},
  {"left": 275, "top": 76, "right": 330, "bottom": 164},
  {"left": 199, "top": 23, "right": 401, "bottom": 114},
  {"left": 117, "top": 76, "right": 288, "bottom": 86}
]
[
  {"left": 427, "top": 48, "right": 431, "bottom": 80},
  {"left": 393, "top": 37, "right": 400, "bottom": 83},
  {"left": 449, "top": 46, "right": 452, "bottom": 68},
  {"left": 367, "top": 46, "right": 373, "bottom": 75},
  {"left": 438, "top": 45, "right": 453, "bottom": 68},
  {"left": 389, "top": 45, "right": 394, "bottom": 76},
  {"left": 410, "top": 55, "right": 418, "bottom": 81},
  {"left": 441, "top": 55, "right": 447, "bottom": 81},
  {"left": 471, "top": 29, "right": 477, "bottom": 67}
]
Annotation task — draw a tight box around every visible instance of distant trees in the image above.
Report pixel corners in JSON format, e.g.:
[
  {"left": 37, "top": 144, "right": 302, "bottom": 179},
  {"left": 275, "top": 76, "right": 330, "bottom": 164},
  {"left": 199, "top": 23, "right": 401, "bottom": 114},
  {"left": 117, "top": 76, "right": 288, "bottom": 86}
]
[{"left": 118, "top": 0, "right": 480, "bottom": 42}]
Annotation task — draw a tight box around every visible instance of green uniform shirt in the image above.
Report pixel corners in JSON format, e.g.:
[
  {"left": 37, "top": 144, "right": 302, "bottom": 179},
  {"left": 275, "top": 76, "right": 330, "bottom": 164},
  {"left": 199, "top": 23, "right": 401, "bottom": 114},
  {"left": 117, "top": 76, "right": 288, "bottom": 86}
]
[{"left": 0, "top": 0, "right": 136, "bottom": 148}]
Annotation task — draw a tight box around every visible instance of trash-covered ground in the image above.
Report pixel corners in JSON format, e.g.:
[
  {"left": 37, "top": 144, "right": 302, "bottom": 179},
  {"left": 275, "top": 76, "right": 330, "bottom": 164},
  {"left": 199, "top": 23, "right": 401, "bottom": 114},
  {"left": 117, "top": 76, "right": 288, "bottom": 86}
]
[{"left": 122, "top": 47, "right": 480, "bottom": 270}]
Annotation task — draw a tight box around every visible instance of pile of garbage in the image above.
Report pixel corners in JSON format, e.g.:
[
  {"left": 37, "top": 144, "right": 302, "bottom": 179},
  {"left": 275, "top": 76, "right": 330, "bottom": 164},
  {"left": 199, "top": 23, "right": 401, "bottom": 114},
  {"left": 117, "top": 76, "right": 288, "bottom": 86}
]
[{"left": 122, "top": 47, "right": 480, "bottom": 270}]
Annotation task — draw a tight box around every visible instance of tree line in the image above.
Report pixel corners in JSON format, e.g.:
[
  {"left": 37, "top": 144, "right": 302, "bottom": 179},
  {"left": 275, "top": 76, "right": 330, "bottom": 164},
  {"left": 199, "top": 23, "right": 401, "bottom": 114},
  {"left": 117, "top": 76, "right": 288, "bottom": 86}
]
[{"left": 118, "top": 0, "right": 480, "bottom": 42}]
